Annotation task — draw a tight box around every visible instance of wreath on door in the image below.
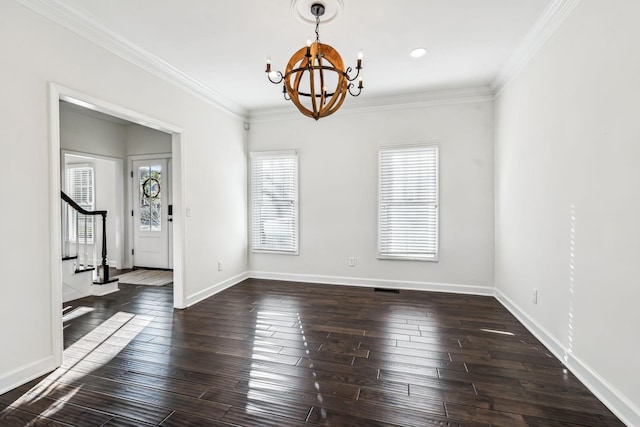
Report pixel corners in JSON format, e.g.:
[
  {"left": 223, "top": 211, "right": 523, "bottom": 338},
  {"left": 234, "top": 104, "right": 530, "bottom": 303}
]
[{"left": 142, "top": 177, "right": 160, "bottom": 198}]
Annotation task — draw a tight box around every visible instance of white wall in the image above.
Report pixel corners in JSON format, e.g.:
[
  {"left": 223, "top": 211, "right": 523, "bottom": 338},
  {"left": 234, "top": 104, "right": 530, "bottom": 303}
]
[
  {"left": 60, "top": 106, "right": 126, "bottom": 158},
  {"left": 494, "top": 1, "right": 640, "bottom": 424},
  {"left": 249, "top": 101, "right": 495, "bottom": 292},
  {"left": 0, "top": 0, "right": 247, "bottom": 394},
  {"left": 125, "top": 124, "right": 172, "bottom": 156},
  {"left": 94, "top": 157, "right": 118, "bottom": 266},
  {"left": 61, "top": 104, "right": 173, "bottom": 158},
  {"left": 5, "top": 0, "right": 635, "bottom": 422}
]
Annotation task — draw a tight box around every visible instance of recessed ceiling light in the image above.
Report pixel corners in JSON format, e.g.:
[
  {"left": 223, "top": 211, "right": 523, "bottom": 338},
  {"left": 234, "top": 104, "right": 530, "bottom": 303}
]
[{"left": 410, "top": 47, "right": 427, "bottom": 58}]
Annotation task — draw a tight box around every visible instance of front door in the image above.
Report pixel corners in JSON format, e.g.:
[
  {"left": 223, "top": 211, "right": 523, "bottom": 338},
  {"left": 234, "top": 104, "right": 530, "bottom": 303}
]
[{"left": 132, "top": 159, "right": 170, "bottom": 268}]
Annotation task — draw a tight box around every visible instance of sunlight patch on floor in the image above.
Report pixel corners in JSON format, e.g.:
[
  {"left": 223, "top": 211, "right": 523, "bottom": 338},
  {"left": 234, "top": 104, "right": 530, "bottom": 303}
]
[{"left": 0, "top": 311, "right": 152, "bottom": 422}]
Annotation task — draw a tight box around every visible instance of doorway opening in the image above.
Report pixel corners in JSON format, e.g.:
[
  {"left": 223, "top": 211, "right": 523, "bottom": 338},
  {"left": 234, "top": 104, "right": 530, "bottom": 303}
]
[{"left": 49, "top": 83, "right": 186, "bottom": 368}]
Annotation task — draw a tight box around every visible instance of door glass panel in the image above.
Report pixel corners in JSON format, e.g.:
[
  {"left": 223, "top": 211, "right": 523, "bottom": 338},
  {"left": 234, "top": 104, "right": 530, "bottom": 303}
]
[{"left": 139, "top": 165, "right": 162, "bottom": 231}]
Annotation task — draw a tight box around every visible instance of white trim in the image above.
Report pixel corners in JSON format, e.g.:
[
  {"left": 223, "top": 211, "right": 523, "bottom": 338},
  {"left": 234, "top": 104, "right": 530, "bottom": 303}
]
[
  {"left": 244, "top": 272, "right": 640, "bottom": 423},
  {"left": 17, "top": 0, "right": 577, "bottom": 120},
  {"left": 377, "top": 144, "right": 439, "bottom": 262},
  {"left": 249, "top": 149, "right": 298, "bottom": 158},
  {"left": 185, "top": 272, "right": 249, "bottom": 307},
  {"left": 565, "top": 353, "right": 640, "bottom": 427},
  {"left": 57, "top": 88, "right": 182, "bottom": 134},
  {"left": 130, "top": 158, "right": 171, "bottom": 269},
  {"left": 127, "top": 153, "right": 174, "bottom": 271},
  {"left": 62, "top": 149, "right": 125, "bottom": 163},
  {"left": 0, "top": 355, "right": 58, "bottom": 395},
  {"left": 491, "top": 0, "right": 582, "bottom": 96},
  {"left": 129, "top": 153, "right": 173, "bottom": 161},
  {"left": 248, "top": 271, "right": 494, "bottom": 296},
  {"left": 50, "top": 82, "right": 187, "bottom": 315},
  {"left": 494, "top": 289, "right": 566, "bottom": 359},
  {"left": 378, "top": 140, "right": 441, "bottom": 149},
  {"left": 249, "top": 150, "right": 299, "bottom": 255},
  {"left": 249, "top": 86, "right": 494, "bottom": 123},
  {"left": 170, "top": 133, "right": 186, "bottom": 309},
  {"left": 167, "top": 158, "right": 174, "bottom": 270},
  {"left": 495, "top": 288, "right": 639, "bottom": 427},
  {"left": 377, "top": 256, "right": 438, "bottom": 262},
  {"left": 16, "top": 0, "right": 247, "bottom": 120},
  {"left": 49, "top": 83, "right": 64, "bottom": 378}
]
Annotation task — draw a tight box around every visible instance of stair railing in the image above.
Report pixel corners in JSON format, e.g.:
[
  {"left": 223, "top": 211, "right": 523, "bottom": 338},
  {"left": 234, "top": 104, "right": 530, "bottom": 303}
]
[{"left": 61, "top": 191, "right": 110, "bottom": 283}]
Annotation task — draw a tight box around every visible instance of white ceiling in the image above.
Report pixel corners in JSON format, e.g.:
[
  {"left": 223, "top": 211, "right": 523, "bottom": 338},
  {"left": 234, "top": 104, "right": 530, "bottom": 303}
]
[{"left": 34, "top": 0, "right": 557, "bottom": 116}]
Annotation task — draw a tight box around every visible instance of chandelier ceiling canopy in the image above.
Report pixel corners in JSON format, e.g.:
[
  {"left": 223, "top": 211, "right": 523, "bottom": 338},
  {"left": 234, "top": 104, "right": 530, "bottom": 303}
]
[{"left": 266, "top": 2, "right": 363, "bottom": 121}]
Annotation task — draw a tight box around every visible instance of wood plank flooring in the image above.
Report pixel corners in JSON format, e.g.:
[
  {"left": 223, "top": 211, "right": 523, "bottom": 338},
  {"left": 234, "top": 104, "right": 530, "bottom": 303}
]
[{"left": 0, "top": 279, "right": 625, "bottom": 426}]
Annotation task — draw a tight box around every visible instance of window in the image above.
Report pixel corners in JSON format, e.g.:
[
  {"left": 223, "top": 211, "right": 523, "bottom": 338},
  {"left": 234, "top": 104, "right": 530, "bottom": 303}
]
[
  {"left": 66, "top": 165, "right": 95, "bottom": 243},
  {"left": 250, "top": 151, "right": 298, "bottom": 254},
  {"left": 378, "top": 145, "right": 439, "bottom": 261},
  {"left": 138, "top": 164, "right": 162, "bottom": 232}
]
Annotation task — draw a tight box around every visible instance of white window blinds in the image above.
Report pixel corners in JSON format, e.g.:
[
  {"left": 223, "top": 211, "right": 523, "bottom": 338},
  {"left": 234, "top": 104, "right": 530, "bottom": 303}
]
[
  {"left": 66, "top": 165, "right": 95, "bottom": 242},
  {"left": 250, "top": 151, "right": 298, "bottom": 254},
  {"left": 378, "top": 145, "right": 439, "bottom": 260}
]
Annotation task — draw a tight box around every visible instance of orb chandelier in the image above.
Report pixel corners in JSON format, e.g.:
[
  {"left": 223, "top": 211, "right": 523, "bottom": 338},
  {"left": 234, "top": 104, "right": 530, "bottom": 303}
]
[{"left": 265, "top": 3, "right": 363, "bottom": 120}]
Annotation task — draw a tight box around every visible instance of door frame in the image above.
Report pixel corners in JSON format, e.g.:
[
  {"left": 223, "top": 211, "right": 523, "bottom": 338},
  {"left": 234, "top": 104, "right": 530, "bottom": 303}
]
[
  {"left": 49, "top": 82, "right": 187, "bottom": 367},
  {"left": 129, "top": 154, "right": 173, "bottom": 269}
]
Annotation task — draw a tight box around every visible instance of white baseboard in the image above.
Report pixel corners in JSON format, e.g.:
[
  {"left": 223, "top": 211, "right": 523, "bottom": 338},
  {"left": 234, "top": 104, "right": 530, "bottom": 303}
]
[
  {"left": 9, "top": 269, "right": 633, "bottom": 425},
  {"left": 247, "top": 271, "right": 494, "bottom": 296},
  {"left": 0, "top": 354, "right": 58, "bottom": 396},
  {"left": 494, "top": 289, "right": 567, "bottom": 360},
  {"left": 564, "top": 352, "right": 639, "bottom": 427},
  {"left": 185, "top": 272, "right": 249, "bottom": 307},
  {"left": 495, "top": 289, "right": 638, "bottom": 427}
]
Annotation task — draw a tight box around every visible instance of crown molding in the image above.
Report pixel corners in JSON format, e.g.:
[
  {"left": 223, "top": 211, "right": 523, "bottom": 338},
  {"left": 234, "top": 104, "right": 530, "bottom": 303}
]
[
  {"left": 252, "top": 0, "right": 581, "bottom": 123},
  {"left": 16, "top": 0, "right": 248, "bottom": 120},
  {"left": 491, "top": 0, "right": 582, "bottom": 96},
  {"left": 248, "top": 86, "right": 495, "bottom": 123},
  {"left": 17, "top": 0, "right": 579, "bottom": 122}
]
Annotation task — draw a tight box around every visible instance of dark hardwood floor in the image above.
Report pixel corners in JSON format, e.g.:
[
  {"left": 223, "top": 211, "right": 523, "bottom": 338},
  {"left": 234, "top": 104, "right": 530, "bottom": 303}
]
[{"left": 0, "top": 279, "right": 625, "bottom": 426}]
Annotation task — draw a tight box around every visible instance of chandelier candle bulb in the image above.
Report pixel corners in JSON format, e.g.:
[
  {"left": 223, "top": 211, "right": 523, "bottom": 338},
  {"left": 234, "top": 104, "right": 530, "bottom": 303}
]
[
  {"left": 266, "top": 57, "right": 271, "bottom": 73},
  {"left": 305, "top": 38, "right": 312, "bottom": 57}
]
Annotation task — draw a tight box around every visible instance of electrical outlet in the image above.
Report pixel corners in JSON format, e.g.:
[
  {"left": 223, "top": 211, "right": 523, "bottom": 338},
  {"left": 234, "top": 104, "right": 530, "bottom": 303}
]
[
  {"left": 218, "top": 261, "right": 223, "bottom": 271},
  {"left": 532, "top": 288, "right": 538, "bottom": 304},
  {"left": 348, "top": 257, "right": 355, "bottom": 267}
]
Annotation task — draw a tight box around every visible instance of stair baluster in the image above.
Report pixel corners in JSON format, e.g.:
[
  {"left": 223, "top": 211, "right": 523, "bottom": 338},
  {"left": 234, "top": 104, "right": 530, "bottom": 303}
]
[{"left": 61, "top": 191, "right": 110, "bottom": 284}]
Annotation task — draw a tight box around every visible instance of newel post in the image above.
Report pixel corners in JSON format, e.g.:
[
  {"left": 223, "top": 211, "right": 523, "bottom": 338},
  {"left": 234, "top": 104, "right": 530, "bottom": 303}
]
[{"left": 101, "top": 212, "right": 109, "bottom": 283}]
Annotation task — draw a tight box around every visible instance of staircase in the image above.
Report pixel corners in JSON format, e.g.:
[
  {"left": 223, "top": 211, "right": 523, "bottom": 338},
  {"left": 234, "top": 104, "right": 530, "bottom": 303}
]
[{"left": 61, "top": 191, "right": 119, "bottom": 303}]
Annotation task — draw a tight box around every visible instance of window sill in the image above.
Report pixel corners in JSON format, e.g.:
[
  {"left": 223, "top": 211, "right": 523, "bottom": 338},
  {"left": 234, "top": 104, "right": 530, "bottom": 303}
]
[
  {"left": 377, "top": 255, "right": 438, "bottom": 262},
  {"left": 252, "top": 249, "right": 299, "bottom": 256}
]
